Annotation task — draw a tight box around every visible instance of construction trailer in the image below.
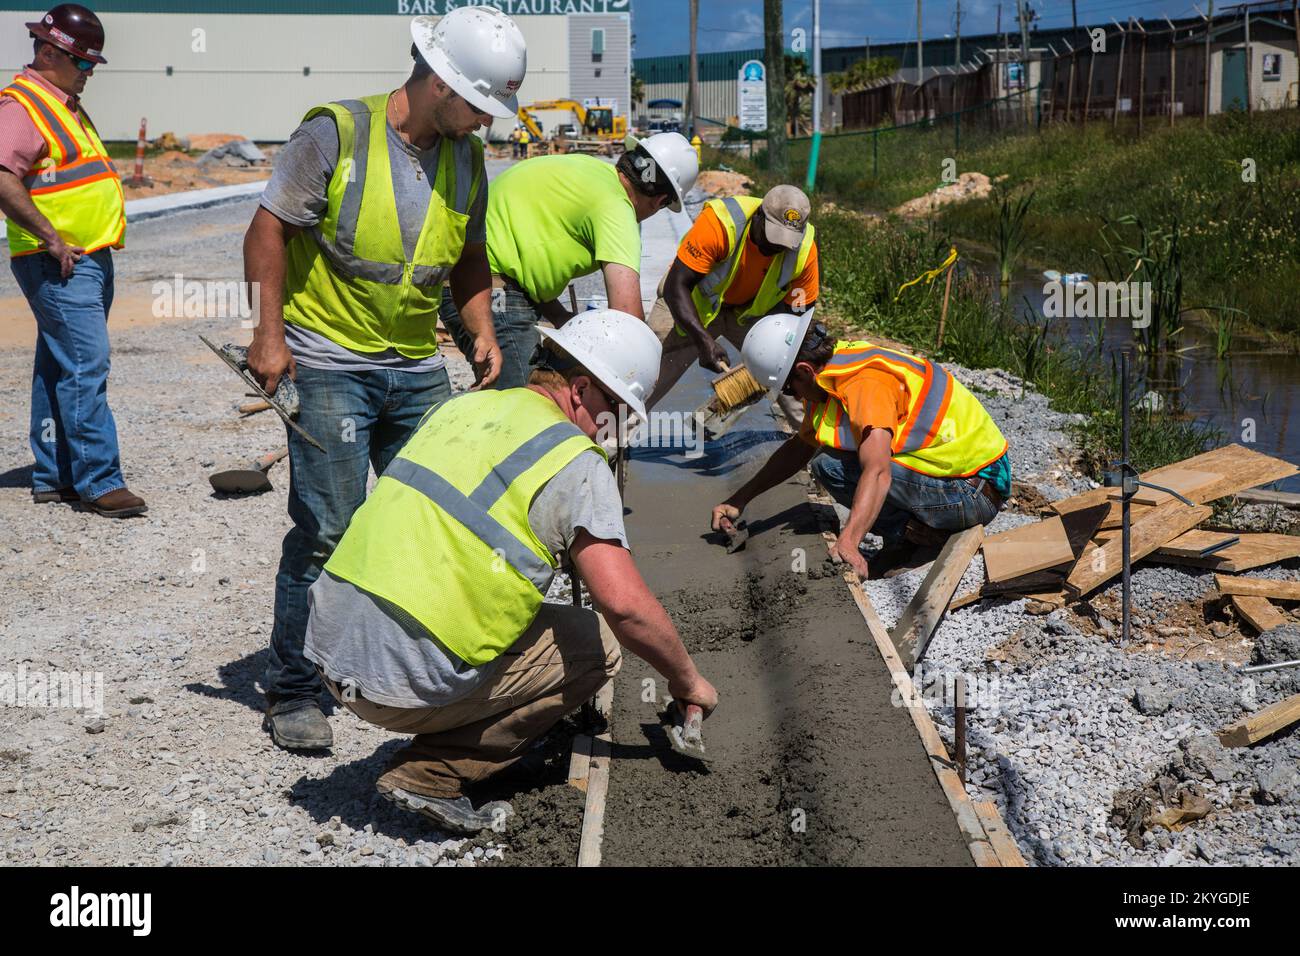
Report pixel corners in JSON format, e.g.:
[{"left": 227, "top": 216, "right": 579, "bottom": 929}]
[{"left": 0, "top": 0, "right": 633, "bottom": 143}]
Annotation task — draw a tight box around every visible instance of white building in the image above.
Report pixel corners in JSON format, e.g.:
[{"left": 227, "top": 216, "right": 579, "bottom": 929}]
[{"left": 0, "top": 0, "right": 632, "bottom": 142}]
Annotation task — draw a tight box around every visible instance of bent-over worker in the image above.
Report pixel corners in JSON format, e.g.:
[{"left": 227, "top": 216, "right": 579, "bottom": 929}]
[{"left": 711, "top": 312, "right": 1010, "bottom": 579}]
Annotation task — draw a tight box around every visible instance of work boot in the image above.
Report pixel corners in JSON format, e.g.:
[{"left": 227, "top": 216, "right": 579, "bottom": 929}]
[
  {"left": 80, "top": 487, "right": 148, "bottom": 518},
  {"left": 32, "top": 487, "right": 78, "bottom": 504},
  {"left": 265, "top": 702, "right": 333, "bottom": 751},
  {"left": 377, "top": 782, "right": 513, "bottom": 836}
]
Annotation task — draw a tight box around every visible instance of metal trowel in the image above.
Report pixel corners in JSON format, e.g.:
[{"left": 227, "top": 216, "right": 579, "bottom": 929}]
[
  {"left": 661, "top": 698, "right": 711, "bottom": 763},
  {"left": 209, "top": 446, "right": 288, "bottom": 494}
]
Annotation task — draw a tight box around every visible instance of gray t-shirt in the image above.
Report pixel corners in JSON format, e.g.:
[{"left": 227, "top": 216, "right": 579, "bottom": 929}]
[
  {"left": 261, "top": 111, "right": 489, "bottom": 373},
  {"left": 303, "top": 448, "right": 626, "bottom": 708}
]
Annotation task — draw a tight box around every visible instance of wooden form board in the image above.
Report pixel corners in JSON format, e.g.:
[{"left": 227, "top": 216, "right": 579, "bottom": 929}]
[
  {"left": 1218, "top": 692, "right": 1300, "bottom": 748},
  {"left": 1156, "top": 529, "right": 1240, "bottom": 558},
  {"left": 1105, "top": 467, "right": 1222, "bottom": 505},
  {"left": 1065, "top": 502, "right": 1212, "bottom": 598},
  {"left": 1154, "top": 533, "right": 1300, "bottom": 573},
  {"left": 1214, "top": 575, "right": 1300, "bottom": 602},
  {"left": 831, "top": 543, "right": 1025, "bottom": 867},
  {"left": 982, "top": 515, "right": 1075, "bottom": 583},
  {"left": 576, "top": 679, "right": 615, "bottom": 868},
  {"left": 1231, "top": 595, "right": 1287, "bottom": 634},
  {"left": 891, "top": 525, "right": 985, "bottom": 670},
  {"left": 1051, "top": 444, "right": 1298, "bottom": 518}
]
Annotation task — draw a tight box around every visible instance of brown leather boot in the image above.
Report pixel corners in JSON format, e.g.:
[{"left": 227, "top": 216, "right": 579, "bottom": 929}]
[
  {"left": 32, "top": 487, "right": 78, "bottom": 504},
  {"left": 81, "top": 488, "right": 148, "bottom": 518}
]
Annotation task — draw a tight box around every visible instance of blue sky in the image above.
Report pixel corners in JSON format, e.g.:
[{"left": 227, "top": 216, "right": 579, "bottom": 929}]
[{"left": 631, "top": 0, "right": 1227, "bottom": 57}]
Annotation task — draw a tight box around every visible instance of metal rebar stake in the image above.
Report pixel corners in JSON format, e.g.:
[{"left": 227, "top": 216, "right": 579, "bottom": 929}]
[
  {"left": 954, "top": 674, "right": 967, "bottom": 786},
  {"left": 1120, "top": 350, "right": 1131, "bottom": 649}
]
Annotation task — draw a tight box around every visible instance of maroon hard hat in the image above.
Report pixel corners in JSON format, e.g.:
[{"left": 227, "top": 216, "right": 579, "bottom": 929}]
[{"left": 27, "top": 4, "right": 107, "bottom": 65}]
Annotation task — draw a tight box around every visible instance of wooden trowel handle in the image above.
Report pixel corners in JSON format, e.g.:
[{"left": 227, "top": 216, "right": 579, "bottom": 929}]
[{"left": 256, "top": 446, "right": 289, "bottom": 471}]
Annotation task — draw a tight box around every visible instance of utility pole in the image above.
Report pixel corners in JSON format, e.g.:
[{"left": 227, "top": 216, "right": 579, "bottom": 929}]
[
  {"left": 806, "top": 0, "right": 823, "bottom": 191},
  {"left": 1245, "top": 5, "right": 1253, "bottom": 114},
  {"left": 916, "top": 0, "right": 924, "bottom": 75},
  {"left": 955, "top": 0, "right": 962, "bottom": 64},
  {"left": 1204, "top": 1, "right": 1213, "bottom": 125},
  {"left": 764, "top": 0, "right": 788, "bottom": 177},
  {"left": 1016, "top": 0, "right": 1030, "bottom": 121},
  {"left": 865, "top": 35, "right": 871, "bottom": 70},
  {"left": 687, "top": 0, "right": 699, "bottom": 137}
]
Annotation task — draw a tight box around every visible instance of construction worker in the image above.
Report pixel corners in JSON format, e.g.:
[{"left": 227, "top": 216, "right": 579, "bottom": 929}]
[
  {"left": 242, "top": 8, "right": 524, "bottom": 751},
  {"left": 439, "top": 132, "right": 699, "bottom": 389},
  {"left": 712, "top": 313, "right": 1010, "bottom": 578},
  {"left": 0, "top": 4, "right": 143, "bottom": 518},
  {"left": 644, "top": 185, "right": 817, "bottom": 421},
  {"left": 303, "top": 311, "right": 718, "bottom": 833},
  {"left": 517, "top": 124, "right": 530, "bottom": 158}
]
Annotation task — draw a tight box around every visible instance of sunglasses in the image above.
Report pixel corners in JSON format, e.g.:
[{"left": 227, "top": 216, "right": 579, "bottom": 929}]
[{"left": 56, "top": 46, "right": 95, "bottom": 72}]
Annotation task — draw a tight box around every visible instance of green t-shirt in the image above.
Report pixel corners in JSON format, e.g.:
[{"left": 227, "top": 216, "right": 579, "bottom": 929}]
[{"left": 486, "top": 155, "right": 641, "bottom": 303}]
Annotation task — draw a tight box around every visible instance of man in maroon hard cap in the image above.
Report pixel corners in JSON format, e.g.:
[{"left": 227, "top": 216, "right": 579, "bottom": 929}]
[{"left": 0, "top": 4, "right": 145, "bottom": 518}]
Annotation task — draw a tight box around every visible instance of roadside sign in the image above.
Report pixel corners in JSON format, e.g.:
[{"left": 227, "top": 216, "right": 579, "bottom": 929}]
[{"left": 738, "top": 59, "right": 768, "bottom": 132}]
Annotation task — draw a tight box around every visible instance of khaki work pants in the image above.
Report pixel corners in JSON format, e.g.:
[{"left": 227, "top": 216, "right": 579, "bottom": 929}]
[
  {"left": 645, "top": 279, "right": 805, "bottom": 425},
  {"left": 322, "top": 603, "right": 621, "bottom": 800}
]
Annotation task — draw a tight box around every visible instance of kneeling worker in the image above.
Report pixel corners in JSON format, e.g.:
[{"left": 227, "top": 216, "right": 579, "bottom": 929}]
[
  {"left": 711, "top": 312, "right": 1010, "bottom": 579},
  {"left": 644, "top": 184, "right": 817, "bottom": 415},
  {"left": 304, "top": 310, "right": 718, "bottom": 833}
]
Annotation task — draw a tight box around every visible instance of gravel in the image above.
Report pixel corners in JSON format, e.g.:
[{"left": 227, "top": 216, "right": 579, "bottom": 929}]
[{"left": 852, "top": 363, "right": 1300, "bottom": 867}]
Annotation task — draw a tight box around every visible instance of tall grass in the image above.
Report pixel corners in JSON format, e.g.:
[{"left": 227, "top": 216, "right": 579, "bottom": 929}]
[{"left": 771, "top": 110, "right": 1300, "bottom": 340}]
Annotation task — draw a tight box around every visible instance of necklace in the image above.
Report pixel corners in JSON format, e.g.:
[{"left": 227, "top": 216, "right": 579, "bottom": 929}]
[{"left": 388, "top": 88, "right": 424, "bottom": 181}]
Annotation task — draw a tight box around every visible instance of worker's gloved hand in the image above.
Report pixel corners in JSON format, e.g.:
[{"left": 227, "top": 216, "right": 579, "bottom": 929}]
[
  {"left": 469, "top": 336, "right": 502, "bottom": 390},
  {"left": 696, "top": 336, "right": 730, "bottom": 374},
  {"left": 710, "top": 500, "right": 744, "bottom": 533},
  {"left": 670, "top": 673, "right": 719, "bottom": 718},
  {"left": 829, "top": 532, "right": 870, "bottom": 580},
  {"left": 247, "top": 332, "right": 296, "bottom": 397}
]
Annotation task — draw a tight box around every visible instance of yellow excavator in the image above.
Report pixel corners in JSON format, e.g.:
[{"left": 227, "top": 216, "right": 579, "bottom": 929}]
[{"left": 516, "top": 99, "right": 626, "bottom": 153}]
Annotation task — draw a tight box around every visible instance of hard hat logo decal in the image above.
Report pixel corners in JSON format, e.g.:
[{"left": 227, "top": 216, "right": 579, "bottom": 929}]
[{"left": 784, "top": 333, "right": 795, "bottom": 345}]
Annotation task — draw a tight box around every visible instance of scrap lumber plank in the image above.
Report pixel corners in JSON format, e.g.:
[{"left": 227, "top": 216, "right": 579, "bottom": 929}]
[
  {"left": 1154, "top": 533, "right": 1300, "bottom": 573},
  {"left": 833, "top": 556, "right": 1006, "bottom": 867},
  {"left": 983, "top": 568, "right": 1067, "bottom": 595},
  {"left": 576, "top": 679, "right": 614, "bottom": 867},
  {"left": 1051, "top": 445, "right": 1298, "bottom": 518},
  {"left": 973, "top": 800, "right": 1027, "bottom": 867},
  {"left": 1097, "top": 502, "right": 1155, "bottom": 529},
  {"left": 1214, "top": 575, "right": 1300, "bottom": 602},
  {"left": 1232, "top": 595, "right": 1287, "bottom": 634},
  {"left": 1156, "top": 529, "right": 1240, "bottom": 558},
  {"left": 567, "top": 733, "right": 593, "bottom": 792},
  {"left": 1217, "top": 692, "right": 1300, "bottom": 748},
  {"left": 1064, "top": 502, "right": 1212, "bottom": 598},
  {"left": 891, "top": 525, "right": 985, "bottom": 670},
  {"left": 1105, "top": 467, "right": 1222, "bottom": 505},
  {"left": 982, "top": 515, "right": 1075, "bottom": 583}
]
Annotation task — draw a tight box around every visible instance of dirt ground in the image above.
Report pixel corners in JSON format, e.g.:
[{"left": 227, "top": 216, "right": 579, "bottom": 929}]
[{"left": 119, "top": 148, "right": 273, "bottom": 201}]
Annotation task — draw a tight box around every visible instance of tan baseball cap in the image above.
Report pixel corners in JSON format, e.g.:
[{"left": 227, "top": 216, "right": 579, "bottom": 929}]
[{"left": 760, "top": 185, "right": 811, "bottom": 250}]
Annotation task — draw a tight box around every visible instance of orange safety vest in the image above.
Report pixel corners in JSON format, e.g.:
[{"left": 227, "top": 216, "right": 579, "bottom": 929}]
[
  {"left": 807, "top": 340, "right": 1008, "bottom": 479},
  {"left": 1, "top": 74, "right": 125, "bottom": 256}
]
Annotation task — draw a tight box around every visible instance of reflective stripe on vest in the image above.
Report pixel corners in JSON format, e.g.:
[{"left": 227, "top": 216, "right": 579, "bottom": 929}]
[
  {"left": 810, "top": 340, "right": 1008, "bottom": 478},
  {"left": 323, "top": 389, "right": 605, "bottom": 666},
  {"left": 2, "top": 75, "right": 125, "bottom": 256},
  {"left": 688, "top": 195, "right": 816, "bottom": 328},
  {"left": 282, "top": 93, "right": 484, "bottom": 358}
]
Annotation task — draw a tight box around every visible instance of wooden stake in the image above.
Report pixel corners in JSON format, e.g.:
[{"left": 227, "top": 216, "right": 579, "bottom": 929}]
[{"left": 936, "top": 263, "right": 955, "bottom": 350}]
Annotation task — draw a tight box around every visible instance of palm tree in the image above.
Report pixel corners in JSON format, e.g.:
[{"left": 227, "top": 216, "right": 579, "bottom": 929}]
[
  {"left": 828, "top": 56, "right": 900, "bottom": 94},
  {"left": 784, "top": 54, "right": 816, "bottom": 136}
]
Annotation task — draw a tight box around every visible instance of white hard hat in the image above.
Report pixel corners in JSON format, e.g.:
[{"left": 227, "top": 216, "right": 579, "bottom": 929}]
[
  {"left": 623, "top": 131, "right": 699, "bottom": 213},
  {"left": 410, "top": 9, "right": 527, "bottom": 120},
  {"left": 538, "top": 310, "right": 661, "bottom": 424},
  {"left": 741, "top": 308, "right": 817, "bottom": 393}
]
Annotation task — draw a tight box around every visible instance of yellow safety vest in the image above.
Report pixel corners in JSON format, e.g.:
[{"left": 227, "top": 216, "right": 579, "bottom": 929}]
[
  {"left": 689, "top": 194, "right": 816, "bottom": 328},
  {"left": 325, "top": 388, "right": 605, "bottom": 667},
  {"left": 808, "top": 340, "right": 1008, "bottom": 479},
  {"left": 1, "top": 74, "right": 124, "bottom": 257},
  {"left": 283, "top": 94, "right": 484, "bottom": 359}
]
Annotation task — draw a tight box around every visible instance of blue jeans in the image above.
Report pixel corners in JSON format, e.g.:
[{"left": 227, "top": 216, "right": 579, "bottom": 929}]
[
  {"left": 265, "top": 363, "right": 452, "bottom": 710},
  {"left": 11, "top": 249, "right": 123, "bottom": 499},
  {"left": 810, "top": 450, "right": 1002, "bottom": 545},
  {"left": 439, "top": 285, "right": 541, "bottom": 390}
]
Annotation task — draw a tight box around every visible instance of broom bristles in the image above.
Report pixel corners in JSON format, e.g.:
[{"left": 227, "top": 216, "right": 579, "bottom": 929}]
[{"left": 711, "top": 363, "right": 765, "bottom": 411}]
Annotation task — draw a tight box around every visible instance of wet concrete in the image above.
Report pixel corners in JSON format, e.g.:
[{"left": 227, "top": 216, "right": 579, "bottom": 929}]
[{"left": 596, "top": 373, "right": 974, "bottom": 866}]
